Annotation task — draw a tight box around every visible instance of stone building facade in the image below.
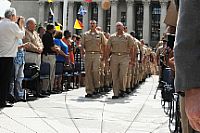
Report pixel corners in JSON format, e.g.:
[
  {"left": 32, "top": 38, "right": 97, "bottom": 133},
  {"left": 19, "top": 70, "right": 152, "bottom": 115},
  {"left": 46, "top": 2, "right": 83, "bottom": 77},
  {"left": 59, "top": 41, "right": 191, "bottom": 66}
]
[{"left": 11, "top": 0, "right": 169, "bottom": 45}]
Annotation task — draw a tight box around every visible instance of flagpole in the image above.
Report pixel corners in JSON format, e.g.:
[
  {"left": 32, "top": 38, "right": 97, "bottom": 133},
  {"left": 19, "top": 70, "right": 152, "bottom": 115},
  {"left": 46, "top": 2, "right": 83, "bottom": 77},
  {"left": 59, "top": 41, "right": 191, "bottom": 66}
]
[{"left": 63, "top": 0, "right": 68, "bottom": 31}]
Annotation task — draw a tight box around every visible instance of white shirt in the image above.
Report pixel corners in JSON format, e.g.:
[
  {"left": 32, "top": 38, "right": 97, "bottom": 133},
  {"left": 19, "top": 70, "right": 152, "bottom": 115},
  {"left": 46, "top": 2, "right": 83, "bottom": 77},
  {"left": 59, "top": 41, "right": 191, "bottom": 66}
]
[{"left": 0, "top": 18, "right": 25, "bottom": 57}]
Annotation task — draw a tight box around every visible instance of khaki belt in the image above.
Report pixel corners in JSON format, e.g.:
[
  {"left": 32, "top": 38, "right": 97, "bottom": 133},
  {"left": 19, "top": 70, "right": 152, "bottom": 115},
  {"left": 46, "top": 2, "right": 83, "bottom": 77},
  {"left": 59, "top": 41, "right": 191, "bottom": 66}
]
[
  {"left": 86, "top": 51, "right": 101, "bottom": 54},
  {"left": 112, "top": 52, "right": 129, "bottom": 56},
  {"left": 26, "top": 50, "right": 40, "bottom": 54}
]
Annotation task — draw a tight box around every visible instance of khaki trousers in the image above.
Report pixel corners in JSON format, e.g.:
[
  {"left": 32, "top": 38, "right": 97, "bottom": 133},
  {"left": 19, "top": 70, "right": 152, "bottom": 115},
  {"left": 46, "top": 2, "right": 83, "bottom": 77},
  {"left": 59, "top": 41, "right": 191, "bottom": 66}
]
[
  {"left": 25, "top": 52, "right": 41, "bottom": 68},
  {"left": 110, "top": 55, "right": 130, "bottom": 96},
  {"left": 135, "top": 62, "right": 140, "bottom": 84},
  {"left": 131, "top": 64, "right": 138, "bottom": 87},
  {"left": 139, "top": 63, "right": 143, "bottom": 82},
  {"left": 100, "top": 61, "right": 105, "bottom": 88},
  {"left": 104, "top": 63, "right": 111, "bottom": 87},
  {"left": 85, "top": 54, "right": 101, "bottom": 94},
  {"left": 127, "top": 65, "right": 133, "bottom": 89},
  {"left": 42, "top": 55, "right": 56, "bottom": 91}
]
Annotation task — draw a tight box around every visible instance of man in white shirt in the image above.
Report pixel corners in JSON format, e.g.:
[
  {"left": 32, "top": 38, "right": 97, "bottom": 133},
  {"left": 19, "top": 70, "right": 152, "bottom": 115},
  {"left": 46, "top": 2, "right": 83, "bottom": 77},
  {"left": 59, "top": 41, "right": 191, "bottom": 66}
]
[{"left": 0, "top": 8, "right": 25, "bottom": 108}]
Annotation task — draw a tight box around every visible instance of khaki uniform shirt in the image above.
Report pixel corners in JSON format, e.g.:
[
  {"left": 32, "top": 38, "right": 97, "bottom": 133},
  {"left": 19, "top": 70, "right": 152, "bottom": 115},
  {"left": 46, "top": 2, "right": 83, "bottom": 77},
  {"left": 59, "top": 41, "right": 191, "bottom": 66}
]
[
  {"left": 134, "top": 38, "right": 141, "bottom": 62},
  {"left": 82, "top": 30, "right": 107, "bottom": 52},
  {"left": 151, "top": 51, "right": 157, "bottom": 64},
  {"left": 107, "top": 33, "right": 136, "bottom": 54},
  {"left": 138, "top": 43, "right": 144, "bottom": 62},
  {"left": 142, "top": 46, "right": 147, "bottom": 63},
  {"left": 23, "top": 29, "right": 43, "bottom": 52}
]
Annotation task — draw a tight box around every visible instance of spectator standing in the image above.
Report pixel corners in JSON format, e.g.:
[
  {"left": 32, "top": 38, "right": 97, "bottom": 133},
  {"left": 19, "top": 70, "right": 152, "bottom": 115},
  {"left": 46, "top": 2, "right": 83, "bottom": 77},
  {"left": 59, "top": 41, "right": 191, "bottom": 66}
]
[
  {"left": 37, "top": 26, "right": 46, "bottom": 39},
  {"left": 53, "top": 31, "right": 69, "bottom": 92},
  {"left": 62, "top": 30, "right": 74, "bottom": 64},
  {"left": 0, "top": 8, "right": 25, "bottom": 108},
  {"left": 9, "top": 17, "right": 29, "bottom": 101},
  {"left": 42, "top": 24, "right": 68, "bottom": 94},
  {"left": 23, "top": 17, "right": 43, "bottom": 67}
]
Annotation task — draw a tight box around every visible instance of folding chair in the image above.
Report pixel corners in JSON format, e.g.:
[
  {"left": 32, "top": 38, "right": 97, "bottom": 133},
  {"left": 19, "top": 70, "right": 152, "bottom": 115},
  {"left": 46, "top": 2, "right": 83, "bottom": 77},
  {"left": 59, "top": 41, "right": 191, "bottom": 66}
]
[
  {"left": 63, "top": 64, "right": 73, "bottom": 91},
  {"left": 40, "top": 62, "right": 51, "bottom": 92},
  {"left": 23, "top": 63, "right": 40, "bottom": 98}
]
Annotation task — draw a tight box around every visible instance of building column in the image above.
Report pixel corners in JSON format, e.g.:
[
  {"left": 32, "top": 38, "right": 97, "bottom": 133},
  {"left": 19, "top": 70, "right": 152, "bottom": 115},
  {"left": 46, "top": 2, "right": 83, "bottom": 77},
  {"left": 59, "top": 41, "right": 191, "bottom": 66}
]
[
  {"left": 54, "top": 2, "right": 60, "bottom": 22},
  {"left": 160, "top": 0, "right": 168, "bottom": 38},
  {"left": 67, "top": 1, "right": 74, "bottom": 33},
  {"left": 63, "top": 0, "right": 68, "bottom": 31},
  {"left": 38, "top": 1, "right": 45, "bottom": 25},
  {"left": 142, "top": 0, "right": 150, "bottom": 44},
  {"left": 126, "top": 0, "right": 134, "bottom": 33},
  {"left": 97, "top": 2, "right": 103, "bottom": 28},
  {"left": 82, "top": 3, "right": 89, "bottom": 32},
  {"left": 132, "top": 3, "right": 136, "bottom": 31},
  {"left": 110, "top": 0, "right": 118, "bottom": 34}
]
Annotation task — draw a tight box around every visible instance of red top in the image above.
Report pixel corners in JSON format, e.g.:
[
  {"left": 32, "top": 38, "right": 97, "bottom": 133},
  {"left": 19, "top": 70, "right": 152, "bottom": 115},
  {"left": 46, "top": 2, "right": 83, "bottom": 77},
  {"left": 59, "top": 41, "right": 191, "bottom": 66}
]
[{"left": 62, "top": 38, "right": 74, "bottom": 63}]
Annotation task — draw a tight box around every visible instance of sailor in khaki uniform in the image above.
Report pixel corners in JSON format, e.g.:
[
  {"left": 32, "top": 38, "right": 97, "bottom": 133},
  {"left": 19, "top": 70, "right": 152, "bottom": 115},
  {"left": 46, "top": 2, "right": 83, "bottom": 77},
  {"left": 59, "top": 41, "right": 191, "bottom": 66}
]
[
  {"left": 140, "top": 39, "right": 147, "bottom": 81},
  {"left": 138, "top": 40, "right": 144, "bottom": 82},
  {"left": 146, "top": 46, "right": 152, "bottom": 77},
  {"left": 132, "top": 38, "right": 141, "bottom": 88},
  {"left": 127, "top": 31, "right": 140, "bottom": 92},
  {"left": 82, "top": 20, "right": 107, "bottom": 98},
  {"left": 107, "top": 22, "right": 136, "bottom": 99}
]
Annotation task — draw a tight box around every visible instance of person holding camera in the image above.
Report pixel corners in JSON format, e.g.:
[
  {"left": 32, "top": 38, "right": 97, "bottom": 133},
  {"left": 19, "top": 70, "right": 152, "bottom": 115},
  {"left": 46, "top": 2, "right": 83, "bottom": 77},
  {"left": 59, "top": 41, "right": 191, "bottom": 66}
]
[
  {"left": 0, "top": 8, "right": 25, "bottom": 108},
  {"left": 8, "top": 17, "right": 30, "bottom": 102}
]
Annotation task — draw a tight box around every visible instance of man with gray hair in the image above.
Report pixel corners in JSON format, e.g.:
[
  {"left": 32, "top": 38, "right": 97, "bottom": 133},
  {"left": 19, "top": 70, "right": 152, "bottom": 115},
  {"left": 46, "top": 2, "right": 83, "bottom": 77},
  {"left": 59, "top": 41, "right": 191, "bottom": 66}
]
[
  {"left": 23, "top": 17, "right": 43, "bottom": 67},
  {"left": 0, "top": 8, "right": 25, "bottom": 108},
  {"left": 23, "top": 17, "right": 45, "bottom": 96}
]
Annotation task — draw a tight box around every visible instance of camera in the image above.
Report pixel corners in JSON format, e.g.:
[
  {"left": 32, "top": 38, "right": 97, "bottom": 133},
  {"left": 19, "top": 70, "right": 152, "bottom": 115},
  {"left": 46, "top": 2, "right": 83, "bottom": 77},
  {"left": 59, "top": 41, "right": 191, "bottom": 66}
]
[{"left": 166, "top": 34, "right": 175, "bottom": 50}]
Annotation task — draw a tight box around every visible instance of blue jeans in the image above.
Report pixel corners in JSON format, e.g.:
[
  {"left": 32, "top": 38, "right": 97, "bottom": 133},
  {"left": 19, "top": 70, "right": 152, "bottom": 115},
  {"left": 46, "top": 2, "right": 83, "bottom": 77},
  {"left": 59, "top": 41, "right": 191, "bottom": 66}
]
[{"left": 10, "top": 63, "right": 24, "bottom": 98}]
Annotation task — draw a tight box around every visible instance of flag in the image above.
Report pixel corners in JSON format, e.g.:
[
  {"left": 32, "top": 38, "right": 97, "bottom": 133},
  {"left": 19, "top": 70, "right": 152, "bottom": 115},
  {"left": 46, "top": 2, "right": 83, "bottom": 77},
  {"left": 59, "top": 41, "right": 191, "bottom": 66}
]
[
  {"left": 48, "top": 7, "right": 54, "bottom": 23},
  {"left": 55, "top": 26, "right": 61, "bottom": 31},
  {"left": 48, "top": 0, "right": 53, "bottom": 3},
  {"left": 74, "top": 19, "right": 84, "bottom": 30},
  {"left": 55, "top": 22, "right": 63, "bottom": 31},
  {"left": 50, "top": 7, "right": 54, "bottom": 16},
  {"left": 84, "top": 0, "right": 92, "bottom": 2},
  {"left": 78, "top": 5, "right": 87, "bottom": 16}
]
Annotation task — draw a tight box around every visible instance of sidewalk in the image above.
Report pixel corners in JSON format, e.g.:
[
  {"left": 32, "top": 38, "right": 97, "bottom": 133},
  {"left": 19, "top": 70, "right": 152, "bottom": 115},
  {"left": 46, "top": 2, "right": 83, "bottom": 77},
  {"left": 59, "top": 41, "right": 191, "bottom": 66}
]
[{"left": 0, "top": 75, "right": 170, "bottom": 133}]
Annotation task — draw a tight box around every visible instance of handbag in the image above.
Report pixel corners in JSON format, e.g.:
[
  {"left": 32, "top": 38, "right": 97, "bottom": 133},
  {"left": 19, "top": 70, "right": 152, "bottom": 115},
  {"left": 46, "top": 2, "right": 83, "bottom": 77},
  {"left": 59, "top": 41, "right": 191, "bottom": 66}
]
[{"left": 24, "top": 63, "right": 39, "bottom": 79}]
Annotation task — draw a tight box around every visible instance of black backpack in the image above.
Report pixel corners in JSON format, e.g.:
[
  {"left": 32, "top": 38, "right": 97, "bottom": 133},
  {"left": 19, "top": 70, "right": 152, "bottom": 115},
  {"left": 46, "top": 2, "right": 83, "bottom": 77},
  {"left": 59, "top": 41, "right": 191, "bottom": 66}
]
[
  {"left": 161, "top": 85, "right": 175, "bottom": 102},
  {"left": 24, "top": 63, "right": 39, "bottom": 79}
]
